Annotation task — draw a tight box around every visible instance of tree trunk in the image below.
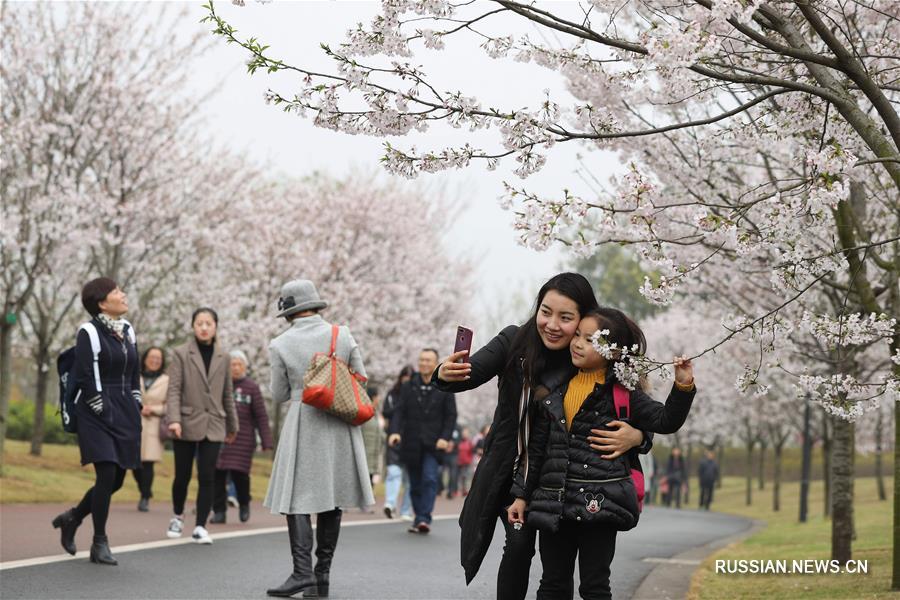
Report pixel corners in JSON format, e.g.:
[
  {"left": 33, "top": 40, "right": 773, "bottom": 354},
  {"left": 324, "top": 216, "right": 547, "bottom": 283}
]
[
  {"left": 0, "top": 322, "right": 14, "bottom": 474},
  {"left": 823, "top": 410, "right": 832, "bottom": 518},
  {"left": 831, "top": 415, "right": 854, "bottom": 563},
  {"left": 30, "top": 344, "right": 50, "bottom": 456},
  {"left": 773, "top": 442, "right": 783, "bottom": 512},
  {"left": 758, "top": 437, "right": 767, "bottom": 490},
  {"left": 745, "top": 441, "right": 754, "bottom": 506},
  {"left": 876, "top": 404, "right": 886, "bottom": 501},
  {"left": 799, "top": 396, "right": 812, "bottom": 523}
]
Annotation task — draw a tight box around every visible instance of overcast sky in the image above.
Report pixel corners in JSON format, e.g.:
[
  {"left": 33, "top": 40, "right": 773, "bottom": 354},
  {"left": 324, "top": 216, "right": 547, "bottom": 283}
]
[{"left": 173, "top": 0, "right": 623, "bottom": 340}]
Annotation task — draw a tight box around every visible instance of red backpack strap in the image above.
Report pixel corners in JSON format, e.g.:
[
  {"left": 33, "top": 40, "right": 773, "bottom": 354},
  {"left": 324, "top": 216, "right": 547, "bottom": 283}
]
[
  {"left": 612, "top": 383, "right": 630, "bottom": 420},
  {"left": 329, "top": 324, "right": 339, "bottom": 357}
]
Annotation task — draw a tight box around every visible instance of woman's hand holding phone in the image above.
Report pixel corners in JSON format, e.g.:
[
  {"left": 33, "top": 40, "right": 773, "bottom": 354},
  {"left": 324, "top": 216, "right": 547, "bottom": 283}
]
[{"left": 437, "top": 351, "right": 471, "bottom": 382}]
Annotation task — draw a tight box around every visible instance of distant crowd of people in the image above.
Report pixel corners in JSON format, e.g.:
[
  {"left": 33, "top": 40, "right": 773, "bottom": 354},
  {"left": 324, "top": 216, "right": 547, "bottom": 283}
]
[{"left": 52, "top": 272, "right": 701, "bottom": 600}]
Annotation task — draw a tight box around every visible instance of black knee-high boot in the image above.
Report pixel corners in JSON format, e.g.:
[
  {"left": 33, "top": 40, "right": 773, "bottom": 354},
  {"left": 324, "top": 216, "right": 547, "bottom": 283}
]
[
  {"left": 314, "top": 509, "right": 342, "bottom": 598},
  {"left": 267, "top": 514, "right": 317, "bottom": 597}
]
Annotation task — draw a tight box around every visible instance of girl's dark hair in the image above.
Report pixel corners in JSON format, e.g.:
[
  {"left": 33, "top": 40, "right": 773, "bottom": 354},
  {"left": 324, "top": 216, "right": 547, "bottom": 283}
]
[
  {"left": 391, "top": 365, "right": 414, "bottom": 395},
  {"left": 507, "top": 272, "right": 599, "bottom": 386},
  {"left": 81, "top": 277, "right": 118, "bottom": 317},
  {"left": 582, "top": 307, "right": 648, "bottom": 389},
  {"left": 583, "top": 307, "right": 647, "bottom": 360},
  {"left": 141, "top": 346, "right": 167, "bottom": 375}
]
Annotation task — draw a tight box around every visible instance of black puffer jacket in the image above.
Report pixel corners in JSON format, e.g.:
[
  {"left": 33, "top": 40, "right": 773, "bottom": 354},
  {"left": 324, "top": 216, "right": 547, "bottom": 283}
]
[{"left": 514, "top": 373, "right": 695, "bottom": 532}]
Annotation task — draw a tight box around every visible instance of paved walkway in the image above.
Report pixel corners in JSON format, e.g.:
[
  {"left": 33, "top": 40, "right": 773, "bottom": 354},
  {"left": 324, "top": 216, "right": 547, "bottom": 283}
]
[{"left": 1, "top": 503, "right": 752, "bottom": 599}]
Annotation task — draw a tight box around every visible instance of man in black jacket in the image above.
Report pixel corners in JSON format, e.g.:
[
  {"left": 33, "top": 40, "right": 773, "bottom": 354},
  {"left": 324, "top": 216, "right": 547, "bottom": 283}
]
[{"left": 388, "top": 349, "right": 457, "bottom": 534}]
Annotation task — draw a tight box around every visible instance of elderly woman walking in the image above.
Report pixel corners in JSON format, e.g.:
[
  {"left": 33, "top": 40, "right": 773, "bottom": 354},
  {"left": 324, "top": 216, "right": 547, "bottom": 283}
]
[
  {"left": 210, "top": 349, "right": 274, "bottom": 524},
  {"left": 264, "top": 279, "right": 374, "bottom": 599},
  {"left": 132, "top": 346, "right": 169, "bottom": 512}
]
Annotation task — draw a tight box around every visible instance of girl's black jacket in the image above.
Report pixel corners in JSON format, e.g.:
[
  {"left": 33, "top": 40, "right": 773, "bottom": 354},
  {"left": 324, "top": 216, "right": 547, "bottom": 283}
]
[{"left": 512, "top": 371, "right": 695, "bottom": 532}]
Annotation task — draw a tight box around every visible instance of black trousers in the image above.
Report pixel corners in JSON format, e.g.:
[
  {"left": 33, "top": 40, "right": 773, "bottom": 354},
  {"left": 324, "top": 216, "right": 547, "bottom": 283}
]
[
  {"left": 665, "top": 478, "right": 683, "bottom": 508},
  {"left": 213, "top": 469, "right": 251, "bottom": 513},
  {"left": 497, "top": 511, "right": 538, "bottom": 600},
  {"left": 537, "top": 521, "right": 617, "bottom": 600},
  {"left": 699, "top": 482, "right": 715, "bottom": 510},
  {"left": 132, "top": 461, "right": 155, "bottom": 499},
  {"left": 74, "top": 462, "right": 126, "bottom": 537},
  {"left": 171, "top": 439, "right": 221, "bottom": 527}
]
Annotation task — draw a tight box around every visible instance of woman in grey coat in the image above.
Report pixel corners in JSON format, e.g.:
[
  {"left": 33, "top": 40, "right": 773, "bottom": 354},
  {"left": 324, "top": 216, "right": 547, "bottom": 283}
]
[{"left": 265, "top": 279, "right": 374, "bottom": 598}]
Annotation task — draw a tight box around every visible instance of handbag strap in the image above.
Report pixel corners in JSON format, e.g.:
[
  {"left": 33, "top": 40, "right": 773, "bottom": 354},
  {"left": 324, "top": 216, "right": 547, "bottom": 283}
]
[{"left": 328, "top": 324, "right": 339, "bottom": 358}]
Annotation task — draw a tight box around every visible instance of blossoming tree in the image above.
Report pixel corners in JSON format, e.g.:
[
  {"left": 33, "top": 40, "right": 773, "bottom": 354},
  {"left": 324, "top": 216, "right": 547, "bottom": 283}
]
[{"left": 205, "top": 0, "right": 900, "bottom": 580}]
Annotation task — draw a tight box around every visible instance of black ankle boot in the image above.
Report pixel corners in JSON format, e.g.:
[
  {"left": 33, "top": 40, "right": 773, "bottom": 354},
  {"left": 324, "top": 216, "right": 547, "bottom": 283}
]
[
  {"left": 266, "top": 515, "right": 317, "bottom": 597},
  {"left": 51, "top": 508, "right": 81, "bottom": 555},
  {"left": 314, "top": 509, "right": 342, "bottom": 598},
  {"left": 89, "top": 535, "right": 118, "bottom": 565}
]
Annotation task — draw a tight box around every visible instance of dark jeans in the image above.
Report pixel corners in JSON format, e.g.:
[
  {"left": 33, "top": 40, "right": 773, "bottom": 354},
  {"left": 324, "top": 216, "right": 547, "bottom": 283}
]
[
  {"left": 132, "top": 461, "right": 155, "bottom": 499},
  {"left": 700, "top": 482, "right": 715, "bottom": 510},
  {"left": 446, "top": 459, "right": 461, "bottom": 497},
  {"left": 665, "top": 478, "right": 682, "bottom": 508},
  {"left": 213, "top": 469, "right": 250, "bottom": 512},
  {"left": 74, "top": 462, "right": 126, "bottom": 537},
  {"left": 407, "top": 451, "right": 440, "bottom": 525},
  {"left": 537, "top": 521, "right": 617, "bottom": 600},
  {"left": 171, "top": 439, "right": 221, "bottom": 527}
]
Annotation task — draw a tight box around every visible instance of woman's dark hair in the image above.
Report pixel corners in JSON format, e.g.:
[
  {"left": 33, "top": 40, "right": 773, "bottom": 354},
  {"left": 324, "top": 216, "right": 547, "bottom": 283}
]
[
  {"left": 507, "top": 272, "right": 599, "bottom": 386},
  {"left": 390, "top": 365, "right": 414, "bottom": 395},
  {"left": 192, "top": 307, "right": 219, "bottom": 325},
  {"left": 141, "top": 346, "right": 167, "bottom": 375},
  {"left": 191, "top": 307, "right": 219, "bottom": 344},
  {"left": 81, "top": 277, "right": 118, "bottom": 317}
]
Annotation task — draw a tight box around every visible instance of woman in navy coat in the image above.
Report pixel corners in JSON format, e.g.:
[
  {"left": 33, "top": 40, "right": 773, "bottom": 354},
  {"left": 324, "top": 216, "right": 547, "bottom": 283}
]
[{"left": 51, "top": 277, "right": 142, "bottom": 566}]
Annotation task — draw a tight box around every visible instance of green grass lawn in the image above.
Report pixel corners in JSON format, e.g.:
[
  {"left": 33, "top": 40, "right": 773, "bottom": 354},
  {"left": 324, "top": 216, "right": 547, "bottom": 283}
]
[
  {"left": 689, "top": 475, "right": 896, "bottom": 599},
  {"left": 0, "top": 439, "right": 275, "bottom": 504}
]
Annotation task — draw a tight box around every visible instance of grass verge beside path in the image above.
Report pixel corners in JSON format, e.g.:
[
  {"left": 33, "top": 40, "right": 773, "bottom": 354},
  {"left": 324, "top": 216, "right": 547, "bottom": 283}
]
[
  {"left": 689, "top": 476, "right": 894, "bottom": 599},
  {"left": 0, "top": 440, "right": 274, "bottom": 504}
]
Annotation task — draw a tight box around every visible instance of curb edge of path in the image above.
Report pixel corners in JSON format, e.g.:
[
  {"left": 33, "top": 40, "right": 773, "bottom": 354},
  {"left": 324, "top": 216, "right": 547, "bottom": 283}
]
[{"left": 631, "top": 515, "right": 765, "bottom": 600}]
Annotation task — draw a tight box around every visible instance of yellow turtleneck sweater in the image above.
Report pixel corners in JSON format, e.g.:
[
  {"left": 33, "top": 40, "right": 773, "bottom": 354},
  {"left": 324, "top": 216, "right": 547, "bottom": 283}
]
[{"left": 564, "top": 369, "right": 606, "bottom": 430}]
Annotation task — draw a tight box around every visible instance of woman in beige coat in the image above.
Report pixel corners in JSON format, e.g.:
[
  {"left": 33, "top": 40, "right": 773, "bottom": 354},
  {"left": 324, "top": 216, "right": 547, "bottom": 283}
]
[
  {"left": 165, "top": 307, "right": 238, "bottom": 544},
  {"left": 132, "top": 346, "right": 169, "bottom": 512}
]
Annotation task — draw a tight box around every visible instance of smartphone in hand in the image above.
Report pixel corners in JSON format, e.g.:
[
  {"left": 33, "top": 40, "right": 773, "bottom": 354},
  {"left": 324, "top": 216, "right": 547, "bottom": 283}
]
[{"left": 453, "top": 326, "right": 474, "bottom": 363}]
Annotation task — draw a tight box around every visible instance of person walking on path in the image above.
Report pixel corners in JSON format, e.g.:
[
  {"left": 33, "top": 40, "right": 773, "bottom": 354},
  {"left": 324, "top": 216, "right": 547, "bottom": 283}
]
[
  {"left": 665, "top": 447, "right": 687, "bottom": 509},
  {"left": 361, "top": 386, "right": 386, "bottom": 488},
  {"left": 210, "top": 350, "right": 274, "bottom": 524},
  {"left": 52, "top": 278, "right": 142, "bottom": 566},
  {"left": 698, "top": 449, "right": 719, "bottom": 510},
  {"left": 456, "top": 427, "right": 474, "bottom": 497},
  {"left": 132, "top": 347, "right": 169, "bottom": 512},
  {"left": 433, "top": 273, "right": 654, "bottom": 600},
  {"left": 387, "top": 349, "right": 457, "bottom": 534},
  {"left": 382, "top": 365, "right": 414, "bottom": 520},
  {"left": 264, "top": 279, "right": 374, "bottom": 599},
  {"left": 165, "top": 307, "right": 238, "bottom": 544}
]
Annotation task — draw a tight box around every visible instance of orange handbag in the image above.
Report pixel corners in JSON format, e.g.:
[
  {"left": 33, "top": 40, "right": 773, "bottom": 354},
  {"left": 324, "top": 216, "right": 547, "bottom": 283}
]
[{"left": 302, "top": 324, "right": 374, "bottom": 426}]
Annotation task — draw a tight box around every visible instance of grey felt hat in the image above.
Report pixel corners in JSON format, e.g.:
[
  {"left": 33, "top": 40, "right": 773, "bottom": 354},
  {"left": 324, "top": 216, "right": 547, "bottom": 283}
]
[{"left": 276, "top": 279, "right": 328, "bottom": 319}]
